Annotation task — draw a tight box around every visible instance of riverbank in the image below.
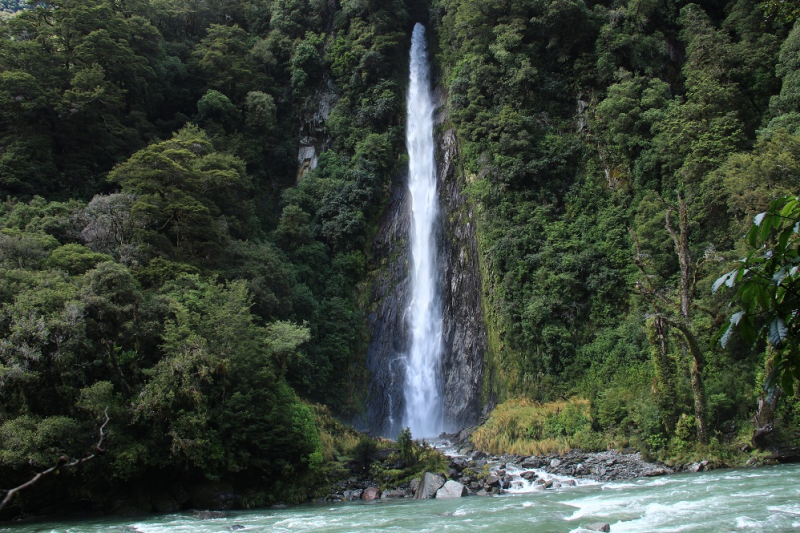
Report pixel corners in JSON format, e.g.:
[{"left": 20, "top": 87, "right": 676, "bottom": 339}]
[
  {"left": 322, "top": 426, "right": 800, "bottom": 504},
  {"left": 324, "top": 440, "right": 678, "bottom": 502}
]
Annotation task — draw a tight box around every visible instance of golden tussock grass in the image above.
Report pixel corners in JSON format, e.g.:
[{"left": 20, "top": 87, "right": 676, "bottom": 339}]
[{"left": 471, "top": 397, "right": 592, "bottom": 456}]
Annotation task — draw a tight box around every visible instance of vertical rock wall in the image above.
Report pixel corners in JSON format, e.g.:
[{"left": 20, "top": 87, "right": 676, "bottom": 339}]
[
  {"left": 362, "top": 174, "right": 411, "bottom": 437},
  {"left": 361, "top": 97, "right": 487, "bottom": 437},
  {"left": 437, "top": 127, "right": 487, "bottom": 431}
]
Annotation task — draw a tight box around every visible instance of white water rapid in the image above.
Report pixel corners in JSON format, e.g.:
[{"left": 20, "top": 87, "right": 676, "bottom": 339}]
[{"left": 402, "top": 23, "right": 444, "bottom": 438}]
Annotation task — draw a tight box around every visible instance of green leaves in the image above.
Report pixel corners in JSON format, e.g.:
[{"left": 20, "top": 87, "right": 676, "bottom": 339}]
[{"left": 717, "top": 195, "right": 800, "bottom": 392}]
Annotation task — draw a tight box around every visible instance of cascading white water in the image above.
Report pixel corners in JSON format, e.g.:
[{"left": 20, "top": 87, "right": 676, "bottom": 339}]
[{"left": 402, "top": 23, "right": 444, "bottom": 438}]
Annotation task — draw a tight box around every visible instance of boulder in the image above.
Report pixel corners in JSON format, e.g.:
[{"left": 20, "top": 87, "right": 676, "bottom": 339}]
[
  {"left": 522, "top": 456, "right": 544, "bottom": 468},
  {"left": 415, "top": 472, "right": 446, "bottom": 499},
  {"left": 343, "top": 489, "right": 363, "bottom": 501},
  {"left": 450, "top": 457, "right": 468, "bottom": 472},
  {"left": 586, "top": 523, "right": 611, "bottom": 532},
  {"left": 188, "top": 482, "right": 235, "bottom": 511},
  {"left": 486, "top": 474, "right": 501, "bottom": 487},
  {"left": 435, "top": 480, "right": 468, "bottom": 499},
  {"left": 522, "top": 471, "right": 537, "bottom": 481},
  {"left": 550, "top": 458, "right": 562, "bottom": 468},
  {"left": 361, "top": 487, "right": 381, "bottom": 501}
]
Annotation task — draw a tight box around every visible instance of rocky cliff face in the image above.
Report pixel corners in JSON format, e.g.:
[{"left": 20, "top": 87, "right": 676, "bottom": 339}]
[
  {"left": 361, "top": 96, "right": 487, "bottom": 437},
  {"left": 437, "top": 127, "right": 487, "bottom": 431},
  {"left": 361, "top": 172, "right": 411, "bottom": 437}
]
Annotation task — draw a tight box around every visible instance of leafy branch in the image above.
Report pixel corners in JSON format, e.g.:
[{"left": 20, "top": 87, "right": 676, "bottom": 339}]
[
  {"left": 0, "top": 408, "right": 110, "bottom": 513},
  {"left": 714, "top": 195, "right": 800, "bottom": 394}
]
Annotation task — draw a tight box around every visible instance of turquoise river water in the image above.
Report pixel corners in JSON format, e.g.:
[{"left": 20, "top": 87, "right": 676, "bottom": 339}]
[{"left": 1, "top": 463, "right": 798, "bottom": 533}]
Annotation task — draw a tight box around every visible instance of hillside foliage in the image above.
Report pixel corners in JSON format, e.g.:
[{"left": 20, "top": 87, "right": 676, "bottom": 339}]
[{"left": 0, "top": 0, "right": 799, "bottom": 515}]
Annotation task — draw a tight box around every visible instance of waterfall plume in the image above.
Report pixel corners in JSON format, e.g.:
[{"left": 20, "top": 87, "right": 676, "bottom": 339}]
[{"left": 402, "top": 23, "right": 444, "bottom": 438}]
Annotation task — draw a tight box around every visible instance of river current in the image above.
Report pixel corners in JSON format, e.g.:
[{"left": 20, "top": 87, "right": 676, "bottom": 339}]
[{"left": 2, "top": 464, "right": 798, "bottom": 532}]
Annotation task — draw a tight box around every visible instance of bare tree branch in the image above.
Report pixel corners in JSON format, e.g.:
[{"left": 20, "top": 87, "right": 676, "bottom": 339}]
[{"left": 0, "top": 408, "right": 110, "bottom": 513}]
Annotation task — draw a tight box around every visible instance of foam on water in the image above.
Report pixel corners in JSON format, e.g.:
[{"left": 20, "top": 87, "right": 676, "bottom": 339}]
[{"left": 3, "top": 464, "right": 800, "bottom": 533}]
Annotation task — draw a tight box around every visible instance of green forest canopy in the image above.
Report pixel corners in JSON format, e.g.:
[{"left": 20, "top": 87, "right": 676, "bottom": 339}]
[{"left": 0, "top": 0, "right": 799, "bottom": 513}]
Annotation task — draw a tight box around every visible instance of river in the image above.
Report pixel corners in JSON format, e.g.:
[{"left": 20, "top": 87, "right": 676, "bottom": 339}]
[{"left": 2, "top": 463, "right": 797, "bottom": 532}]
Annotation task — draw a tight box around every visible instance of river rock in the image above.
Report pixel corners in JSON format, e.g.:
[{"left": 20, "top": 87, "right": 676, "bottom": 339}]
[
  {"left": 415, "top": 472, "right": 446, "bottom": 499},
  {"left": 188, "top": 482, "right": 235, "bottom": 511},
  {"left": 343, "top": 489, "right": 363, "bottom": 501},
  {"left": 486, "top": 474, "right": 501, "bottom": 487},
  {"left": 687, "top": 460, "right": 709, "bottom": 473},
  {"left": 361, "top": 487, "right": 381, "bottom": 501},
  {"left": 381, "top": 488, "right": 410, "bottom": 499},
  {"left": 435, "top": 480, "right": 467, "bottom": 498},
  {"left": 522, "top": 471, "right": 537, "bottom": 481},
  {"left": 450, "top": 457, "right": 468, "bottom": 472},
  {"left": 586, "top": 523, "right": 611, "bottom": 532},
  {"left": 550, "top": 458, "right": 562, "bottom": 468},
  {"left": 522, "top": 456, "right": 544, "bottom": 468}
]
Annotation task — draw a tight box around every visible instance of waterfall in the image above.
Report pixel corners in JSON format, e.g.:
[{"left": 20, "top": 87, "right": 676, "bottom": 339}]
[{"left": 403, "top": 23, "right": 444, "bottom": 438}]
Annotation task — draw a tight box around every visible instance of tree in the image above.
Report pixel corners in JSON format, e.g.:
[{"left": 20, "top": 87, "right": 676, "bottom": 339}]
[
  {"left": 633, "top": 194, "right": 711, "bottom": 444},
  {"left": 107, "top": 125, "right": 251, "bottom": 263}
]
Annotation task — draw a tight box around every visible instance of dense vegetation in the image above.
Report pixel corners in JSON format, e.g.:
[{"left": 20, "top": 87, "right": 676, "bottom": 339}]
[
  {"left": 0, "top": 0, "right": 420, "bottom": 515},
  {"left": 432, "top": 0, "right": 800, "bottom": 457},
  {"left": 1, "top": 0, "right": 799, "bottom": 518}
]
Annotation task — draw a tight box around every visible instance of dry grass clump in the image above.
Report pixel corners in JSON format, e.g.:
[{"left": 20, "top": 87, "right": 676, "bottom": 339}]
[{"left": 472, "top": 397, "right": 597, "bottom": 456}]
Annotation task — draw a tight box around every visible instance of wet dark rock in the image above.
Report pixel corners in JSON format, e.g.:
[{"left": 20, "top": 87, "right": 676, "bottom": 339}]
[
  {"left": 521, "top": 456, "right": 544, "bottom": 469},
  {"left": 150, "top": 493, "right": 180, "bottom": 514},
  {"left": 229, "top": 526, "right": 245, "bottom": 532},
  {"left": 381, "top": 488, "right": 411, "bottom": 499},
  {"left": 188, "top": 482, "right": 235, "bottom": 511},
  {"left": 517, "top": 450, "right": 673, "bottom": 482},
  {"left": 361, "top": 115, "right": 487, "bottom": 435},
  {"left": 687, "top": 460, "right": 709, "bottom": 473},
  {"left": 438, "top": 127, "right": 488, "bottom": 431},
  {"left": 587, "top": 522, "right": 611, "bottom": 532},
  {"left": 521, "top": 471, "right": 537, "bottom": 481},
  {"left": 450, "top": 457, "right": 468, "bottom": 471},
  {"left": 486, "top": 474, "right": 501, "bottom": 487},
  {"left": 342, "top": 489, "right": 363, "bottom": 501}
]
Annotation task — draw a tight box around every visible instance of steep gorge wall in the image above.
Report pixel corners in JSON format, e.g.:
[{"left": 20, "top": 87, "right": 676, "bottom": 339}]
[
  {"left": 360, "top": 90, "right": 488, "bottom": 436},
  {"left": 437, "top": 124, "right": 488, "bottom": 431}
]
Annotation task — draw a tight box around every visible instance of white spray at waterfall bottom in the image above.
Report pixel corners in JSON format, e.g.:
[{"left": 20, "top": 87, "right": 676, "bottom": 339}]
[{"left": 402, "top": 22, "right": 444, "bottom": 438}]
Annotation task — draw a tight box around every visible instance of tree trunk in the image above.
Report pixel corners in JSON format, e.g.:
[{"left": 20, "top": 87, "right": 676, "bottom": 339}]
[
  {"left": 665, "top": 194, "right": 708, "bottom": 445},
  {"left": 664, "top": 317, "right": 709, "bottom": 445},
  {"left": 652, "top": 316, "right": 677, "bottom": 432}
]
